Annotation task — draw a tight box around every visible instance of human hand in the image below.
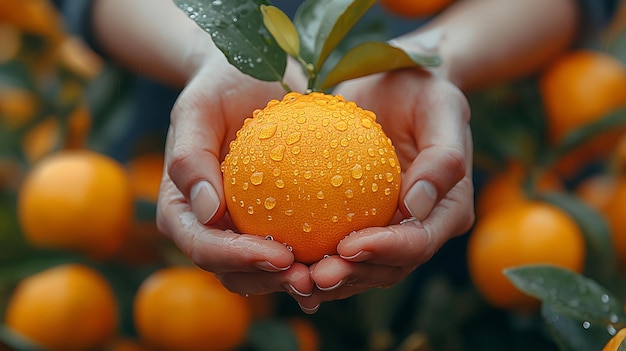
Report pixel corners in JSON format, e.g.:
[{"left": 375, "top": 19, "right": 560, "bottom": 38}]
[
  {"left": 155, "top": 44, "right": 316, "bottom": 303},
  {"left": 290, "top": 68, "right": 475, "bottom": 313}
]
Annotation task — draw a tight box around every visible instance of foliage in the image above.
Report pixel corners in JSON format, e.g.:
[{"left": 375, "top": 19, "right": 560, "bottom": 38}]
[{"left": 2, "top": 0, "right": 626, "bottom": 351}]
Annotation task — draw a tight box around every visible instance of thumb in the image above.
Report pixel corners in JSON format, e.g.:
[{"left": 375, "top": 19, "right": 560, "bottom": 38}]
[{"left": 166, "top": 85, "right": 228, "bottom": 224}]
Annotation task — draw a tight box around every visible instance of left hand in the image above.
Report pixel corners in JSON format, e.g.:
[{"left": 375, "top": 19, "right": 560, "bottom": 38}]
[{"left": 291, "top": 68, "right": 475, "bottom": 313}]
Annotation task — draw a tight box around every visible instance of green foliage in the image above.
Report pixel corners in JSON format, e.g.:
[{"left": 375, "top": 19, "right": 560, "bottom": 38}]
[
  {"left": 174, "top": 0, "right": 288, "bottom": 83},
  {"left": 537, "top": 192, "right": 617, "bottom": 288},
  {"left": 176, "top": 0, "right": 440, "bottom": 91},
  {"left": 506, "top": 265, "right": 626, "bottom": 350}
]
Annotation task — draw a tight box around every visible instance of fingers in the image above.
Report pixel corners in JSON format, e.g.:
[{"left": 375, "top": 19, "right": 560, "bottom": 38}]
[
  {"left": 400, "top": 86, "right": 471, "bottom": 221},
  {"left": 217, "top": 263, "right": 314, "bottom": 297},
  {"left": 158, "top": 179, "right": 294, "bottom": 273}
]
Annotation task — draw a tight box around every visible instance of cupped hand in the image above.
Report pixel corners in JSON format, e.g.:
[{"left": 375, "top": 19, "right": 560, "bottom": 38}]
[
  {"left": 290, "top": 68, "right": 476, "bottom": 313},
  {"left": 156, "top": 50, "right": 315, "bottom": 300}
]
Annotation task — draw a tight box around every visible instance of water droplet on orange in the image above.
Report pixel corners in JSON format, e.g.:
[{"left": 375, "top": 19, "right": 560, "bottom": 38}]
[
  {"left": 264, "top": 197, "right": 276, "bottom": 210},
  {"left": 360, "top": 118, "right": 372, "bottom": 128},
  {"left": 304, "top": 170, "right": 313, "bottom": 179},
  {"left": 291, "top": 146, "right": 301, "bottom": 154},
  {"left": 242, "top": 181, "right": 249, "bottom": 190},
  {"left": 287, "top": 131, "right": 301, "bottom": 145},
  {"left": 385, "top": 172, "right": 394, "bottom": 182},
  {"left": 351, "top": 164, "right": 363, "bottom": 179},
  {"left": 250, "top": 171, "right": 264, "bottom": 185},
  {"left": 247, "top": 206, "right": 254, "bottom": 214},
  {"left": 331, "top": 215, "right": 339, "bottom": 222},
  {"left": 316, "top": 191, "right": 324, "bottom": 199},
  {"left": 275, "top": 179, "right": 285, "bottom": 188},
  {"left": 258, "top": 123, "right": 277, "bottom": 139},
  {"left": 270, "top": 145, "right": 285, "bottom": 161},
  {"left": 331, "top": 175, "right": 343, "bottom": 187},
  {"left": 345, "top": 189, "right": 354, "bottom": 198},
  {"left": 371, "top": 183, "right": 379, "bottom": 192},
  {"left": 303, "top": 222, "right": 312, "bottom": 232},
  {"left": 334, "top": 121, "right": 348, "bottom": 131}
]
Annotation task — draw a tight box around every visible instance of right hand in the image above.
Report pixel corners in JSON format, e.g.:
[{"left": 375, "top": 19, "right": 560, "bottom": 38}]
[{"left": 155, "top": 43, "right": 315, "bottom": 305}]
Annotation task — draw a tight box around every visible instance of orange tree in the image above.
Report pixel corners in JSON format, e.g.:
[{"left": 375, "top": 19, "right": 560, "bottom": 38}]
[{"left": 2, "top": 0, "right": 626, "bottom": 351}]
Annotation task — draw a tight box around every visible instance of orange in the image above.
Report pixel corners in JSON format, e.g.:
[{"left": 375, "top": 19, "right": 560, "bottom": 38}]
[
  {"left": 133, "top": 266, "right": 251, "bottom": 351},
  {"left": 17, "top": 150, "right": 133, "bottom": 259},
  {"left": 0, "top": 88, "right": 39, "bottom": 129},
  {"left": 600, "top": 176, "right": 626, "bottom": 269},
  {"left": 21, "top": 116, "right": 62, "bottom": 163},
  {"left": 539, "top": 50, "right": 626, "bottom": 177},
  {"left": 475, "top": 161, "right": 563, "bottom": 218},
  {"left": 126, "top": 152, "right": 165, "bottom": 203},
  {"left": 603, "top": 328, "right": 626, "bottom": 351},
  {"left": 4, "top": 264, "right": 118, "bottom": 351},
  {"left": 574, "top": 173, "right": 618, "bottom": 211},
  {"left": 467, "top": 200, "right": 586, "bottom": 311},
  {"left": 288, "top": 317, "right": 320, "bottom": 351},
  {"left": 378, "top": 0, "right": 455, "bottom": 18},
  {"left": 221, "top": 92, "right": 402, "bottom": 264}
]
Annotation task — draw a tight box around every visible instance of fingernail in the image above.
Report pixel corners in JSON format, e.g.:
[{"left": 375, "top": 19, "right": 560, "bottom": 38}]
[
  {"left": 404, "top": 180, "right": 437, "bottom": 221},
  {"left": 340, "top": 250, "right": 373, "bottom": 261},
  {"left": 298, "top": 303, "right": 320, "bottom": 314},
  {"left": 255, "top": 261, "right": 291, "bottom": 272},
  {"left": 285, "top": 284, "right": 312, "bottom": 297},
  {"left": 190, "top": 181, "right": 220, "bottom": 224},
  {"left": 316, "top": 280, "right": 343, "bottom": 291}
]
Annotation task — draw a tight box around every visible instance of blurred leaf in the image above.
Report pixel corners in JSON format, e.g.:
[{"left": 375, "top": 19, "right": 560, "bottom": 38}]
[
  {"left": 540, "top": 107, "right": 626, "bottom": 168},
  {"left": 260, "top": 5, "right": 300, "bottom": 58},
  {"left": 541, "top": 303, "right": 614, "bottom": 351},
  {"left": 246, "top": 320, "right": 298, "bottom": 351},
  {"left": 321, "top": 41, "right": 440, "bottom": 89},
  {"left": 174, "top": 0, "right": 286, "bottom": 82},
  {"left": 135, "top": 200, "right": 157, "bottom": 222},
  {"left": 505, "top": 265, "right": 626, "bottom": 325},
  {"left": 621, "top": 337, "right": 626, "bottom": 351},
  {"left": 0, "top": 325, "right": 44, "bottom": 351},
  {"left": 294, "top": 0, "right": 375, "bottom": 73},
  {"left": 537, "top": 192, "right": 617, "bottom": 287}
]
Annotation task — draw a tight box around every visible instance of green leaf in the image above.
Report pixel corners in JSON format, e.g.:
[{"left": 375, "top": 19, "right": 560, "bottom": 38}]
[
  {"left": 620, "top": 337, "right": 626, "bottom": 351},
  {"left": 537, "top": 192, "right": 617, "bottom": 287},
  {"left": 541, "top": 303, "right": 614, "bottom": 351},
  {"left": 294, "top": 0, "right": 376, "bottom": 72},
  {"left": 504, "top": 265, "right": 626, "bottom": 325},
  {"left": 0, "top": 325, "right": 45, "bottom": 351},
  {"left": 260, "top": 5, "right": 300, "bottom": 58},
  {"left": 174, "top": 0, "right": 287, "bottom": 82},
  {"left": 540, "top": 107, "right": 626, "bottom": 168},
  {"left": 321, "top": 42, "right": 441, "bottom": 89},
  {"left": 246, "top": 320, "right": 298, "bottom": 351}
]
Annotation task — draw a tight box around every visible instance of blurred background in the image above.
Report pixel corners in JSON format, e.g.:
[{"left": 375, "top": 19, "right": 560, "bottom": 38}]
[{"left": 2, "top": 0, "right": 626, "bottom": 350}]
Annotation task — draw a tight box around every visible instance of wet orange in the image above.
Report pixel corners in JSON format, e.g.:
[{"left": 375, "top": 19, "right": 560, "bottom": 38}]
[
  {"left": 17, "top": 150, "right": 133, "bottom": 259},
  {"left": 221, "top": 92, "right": 401, "bottom": 264},
  {"left": 603, "top": 328, "right": 626, "bottom": 351},
  {"left": 4, "top": 264, "right": 118, "bottom": 351},
  {"left": 378, "top": 0, "right": 455, "bottom": 18},
  {"left": 467, "top": 200, "right": 586, "bottom": 311},
  {"left": 133, "top": 266, "right": 251, "bottom": 351}
]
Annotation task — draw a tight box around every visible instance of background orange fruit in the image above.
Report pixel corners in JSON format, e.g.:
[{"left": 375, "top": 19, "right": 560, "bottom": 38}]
[
  {"left": 467, "top": 200, "right": 586, "bottom": 311},
  {"left": 288, "top": 317, "right": 320, "bottom": 351},
  {"left": 599, "top": 176, "right": 626, "bottom": 270},
  {"left": 4, "top": 264, "right": 118, "bottom": 351},
  {"left": 133, "top": 266, "right": 251, "bottom": 351},
  {"left": 221, "top": 92, "right": 401, "bottom": 264},
  {"left": 475, "top": 161, "right": 563, "bottom": 218},
  {"left": 378, "top": 0, "right": 455, "bottom": 18},
  {"left": 17, "top": 149, "right": 133, "bottom": 259},
  {"left": 539, "top": 50, "right": 626, "bottom": 177}
]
